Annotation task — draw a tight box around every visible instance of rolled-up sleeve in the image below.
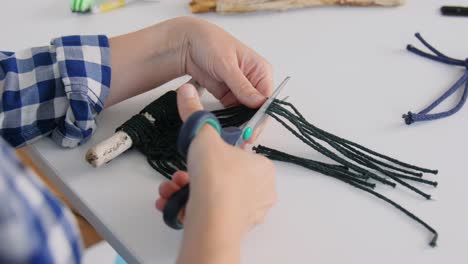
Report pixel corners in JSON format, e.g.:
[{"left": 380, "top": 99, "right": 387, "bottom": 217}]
[{"left": 0, "top": 35, "right": 111, "bottom": 148}]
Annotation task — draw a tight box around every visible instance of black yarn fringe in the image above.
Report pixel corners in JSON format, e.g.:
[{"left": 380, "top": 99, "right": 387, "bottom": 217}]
[{"left": 253, "top": 99, "right": 438, "bottom": 247}]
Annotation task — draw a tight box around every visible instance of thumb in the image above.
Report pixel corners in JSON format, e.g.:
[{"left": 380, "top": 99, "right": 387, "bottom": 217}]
[
  {"left": 177, "top": 83, "right": 204, "bottom": 121},
  {"left": 221, "top": 66, "right": 266, "bottom": 108}
]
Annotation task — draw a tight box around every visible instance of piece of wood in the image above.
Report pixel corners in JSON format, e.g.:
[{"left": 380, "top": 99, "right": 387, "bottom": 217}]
[
  {"left": 190, "top": 0, "right": 405, "bottom": 13},
  {"left": 190, "top": 0, "right": 217, "bottom": 13},
  {"left": 86, "top": 131, "right": 134, "bottom": 167}
]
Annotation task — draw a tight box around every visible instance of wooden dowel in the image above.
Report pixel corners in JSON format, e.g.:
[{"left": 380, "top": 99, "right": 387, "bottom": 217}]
[{"left": 189, "top": 0, "right": 405, "bottom": 13}]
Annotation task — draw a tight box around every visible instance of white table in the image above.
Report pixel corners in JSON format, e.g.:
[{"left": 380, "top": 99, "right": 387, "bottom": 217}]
[{"left": 4, "top": 0, "right": 468, "bottom": 263}]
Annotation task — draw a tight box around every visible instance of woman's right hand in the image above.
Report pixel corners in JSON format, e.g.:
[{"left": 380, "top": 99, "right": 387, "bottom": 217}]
[{"left": 156, "top": 83, "right": 277, "bottom": 264}]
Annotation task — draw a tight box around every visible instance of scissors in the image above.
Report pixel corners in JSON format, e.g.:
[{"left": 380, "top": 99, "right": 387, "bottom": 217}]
[{"left": 163, "top": 76, "right": 290, "bottom": 229}]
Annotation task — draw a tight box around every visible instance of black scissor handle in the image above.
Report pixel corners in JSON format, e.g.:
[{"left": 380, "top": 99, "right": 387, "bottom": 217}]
[{"left": 163, "top": 184, "right": 189, "bottom": 229}]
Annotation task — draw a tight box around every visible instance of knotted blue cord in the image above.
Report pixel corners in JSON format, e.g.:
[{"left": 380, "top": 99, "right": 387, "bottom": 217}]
[{"left": 403, "top": 33, "right": 468, "bottom": 125}]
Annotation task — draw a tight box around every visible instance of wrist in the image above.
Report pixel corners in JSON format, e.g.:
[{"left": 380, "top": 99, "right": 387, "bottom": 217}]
[
  {"left": 146, "top": 17, "right": 190, "bottom": 77},
  {"left": 178, "top": 208, "right": 241, "bottom": 264},
  {"left": 106, "top": 17, "right": 192, "bottom": 106},
  {"left": 165, "top": 16, "right": 202, "bottom": 76}
]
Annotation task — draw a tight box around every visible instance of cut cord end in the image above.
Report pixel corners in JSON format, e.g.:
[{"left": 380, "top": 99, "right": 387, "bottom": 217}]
[{"left": 429, "top": 234, "right": 438, "bottom": 247}]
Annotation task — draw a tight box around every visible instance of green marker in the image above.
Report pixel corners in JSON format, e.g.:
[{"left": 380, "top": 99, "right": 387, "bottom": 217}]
[{"left": 70, "top": 0, "right": 93, "bottom": 12}]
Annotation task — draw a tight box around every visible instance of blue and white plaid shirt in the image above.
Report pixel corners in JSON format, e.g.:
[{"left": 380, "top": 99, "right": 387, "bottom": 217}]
[{"left": 0, "top": 35, "right": 111, "bottom": 263}]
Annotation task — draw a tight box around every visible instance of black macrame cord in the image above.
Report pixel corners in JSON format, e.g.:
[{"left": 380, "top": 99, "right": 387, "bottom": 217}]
[
  {"left": 255, "top": 99, "right": 438, "bottom": 247},
  {"left": 116, "top": 91, "right": 438, "bottom": 247}
]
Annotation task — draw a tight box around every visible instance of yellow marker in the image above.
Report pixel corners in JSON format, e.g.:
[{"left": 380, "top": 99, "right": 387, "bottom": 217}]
[{"left": 92, "top": 0, "right": 134, "bottom": 13}]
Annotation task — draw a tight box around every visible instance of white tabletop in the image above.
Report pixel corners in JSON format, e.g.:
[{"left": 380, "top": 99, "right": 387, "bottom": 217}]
[{"left": 5, "top": 0, "right": 468, "bottom": 263}]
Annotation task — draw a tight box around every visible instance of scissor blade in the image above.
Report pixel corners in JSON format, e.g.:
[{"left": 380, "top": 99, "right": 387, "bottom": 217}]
[{"left": 234, "top": 76, "right": 291, "bottom": 147}]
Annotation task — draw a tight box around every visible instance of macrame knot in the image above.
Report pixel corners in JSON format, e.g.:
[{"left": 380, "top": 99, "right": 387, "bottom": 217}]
[
  {"left": 403, "top": 32, "right": 468, "bottom": 125},
  {"left": 116, "top": 90, "right": 257, "bottom": 179},
  {"left": 402, "top": 112, "right": 414, "bottom": 125}
]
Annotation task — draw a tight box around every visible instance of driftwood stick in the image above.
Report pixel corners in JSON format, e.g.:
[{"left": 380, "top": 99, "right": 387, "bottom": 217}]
[
  {"left": 190, "top": 0, "right": 405, "bottom": 13},
  {"left": 85, "top": 79, "right": 203, "bottom": 168},
  {"left": 86, "top": 131, "right": 133, "bottom": 167}
]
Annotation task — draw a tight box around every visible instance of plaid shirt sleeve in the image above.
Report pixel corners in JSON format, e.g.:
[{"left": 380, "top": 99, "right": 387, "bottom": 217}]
[
  {"left": 0, "top": 137, "right": 82, "bottom": 263},
  {"left": 0, "top": 35, "right": 111, "bottom": 148}
]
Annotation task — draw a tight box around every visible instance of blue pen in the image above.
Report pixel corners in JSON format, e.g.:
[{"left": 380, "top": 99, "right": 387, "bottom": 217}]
[{"left": 163, "top": 77, "right": 290, "bottom": 230}]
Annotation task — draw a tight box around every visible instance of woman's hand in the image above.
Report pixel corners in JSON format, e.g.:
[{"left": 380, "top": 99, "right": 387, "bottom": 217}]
[
  {"left": 106, "top": 17, "right": 273, "bottom": 108},
  {"left": 181, "top": 17, "right": 273, "bottom": 108},
  {"left": 156, "top": 84, "right": 277, "bottom": 264}
]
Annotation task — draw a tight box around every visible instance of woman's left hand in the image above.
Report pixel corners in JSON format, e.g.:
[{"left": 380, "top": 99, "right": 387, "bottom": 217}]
[{"left": 180, "top": 17, "right": 274, "bottom": 108}]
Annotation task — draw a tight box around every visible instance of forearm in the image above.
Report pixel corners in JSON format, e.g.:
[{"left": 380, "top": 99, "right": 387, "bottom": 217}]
[
  {"left": 0, "top": 18, "right": 191, "bottom": 147},
  {"left": 177, "top": 206, "right": 241, "bottom": 264},
  {"left": 106, "top": 17, "right": 191, "bottom": 107}
]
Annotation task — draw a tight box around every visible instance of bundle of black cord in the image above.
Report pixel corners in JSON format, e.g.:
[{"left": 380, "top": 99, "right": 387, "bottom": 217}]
[
  {"left": 253, "top": 99, "right": 439, "bottom": 247},
  {"left": 115, "top": 92, "right": 438, "bottom": 247},
  {"left": 116, "top": 90, "right": 257, "bottom": 179}
]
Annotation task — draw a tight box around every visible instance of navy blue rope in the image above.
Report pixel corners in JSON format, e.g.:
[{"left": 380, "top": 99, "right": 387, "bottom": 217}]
[{"left": 403, "top": 33, "right": 468, "bottom": 125}]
